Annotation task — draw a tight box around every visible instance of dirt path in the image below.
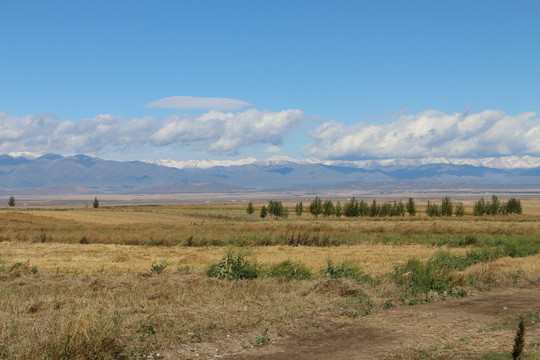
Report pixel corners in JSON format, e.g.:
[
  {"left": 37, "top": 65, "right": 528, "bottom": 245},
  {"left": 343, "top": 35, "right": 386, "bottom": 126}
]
[{"left": 221, "top": 285, "right": 540, "bottom": 360}]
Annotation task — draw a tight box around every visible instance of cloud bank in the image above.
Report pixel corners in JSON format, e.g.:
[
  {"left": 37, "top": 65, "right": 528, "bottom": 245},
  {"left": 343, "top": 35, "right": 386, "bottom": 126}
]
[
  {"left": 0, "top": 109, "right": 304, "bottom": 156},
  {"left": 145, "top": 95, "right": 250, "bottom": 111},
  {"left": 306, "top": 109, "right": 540, "bottom": 159},
  {"left": 2, "top": 108, "right": 539, "bottom": 160}
]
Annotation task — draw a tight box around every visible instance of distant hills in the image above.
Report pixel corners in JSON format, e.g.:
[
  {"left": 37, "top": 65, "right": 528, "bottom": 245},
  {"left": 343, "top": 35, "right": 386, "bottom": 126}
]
[{"left": 1, "top": 153, "right": 539, "bottom": 194}]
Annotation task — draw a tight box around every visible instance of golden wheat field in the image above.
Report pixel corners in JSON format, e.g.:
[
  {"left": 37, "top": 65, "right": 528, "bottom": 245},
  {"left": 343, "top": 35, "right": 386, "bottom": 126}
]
[{"left": 0, "top": 198, "right": 539, "bottom": 359}]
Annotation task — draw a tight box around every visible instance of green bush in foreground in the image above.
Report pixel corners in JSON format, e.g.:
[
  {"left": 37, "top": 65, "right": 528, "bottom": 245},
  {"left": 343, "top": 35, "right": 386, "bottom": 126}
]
[
  {"left": 206, "top": 249, "right": 259, "bottom": 280},
  {"left": 393, "top": 258, "right": 455, "bottom": 297},
  {"left": 322, "top": 259, "right": 370, "bottom": 283},
  {"left": 266, "top": 260, "right": 312, "bottom": 280}
]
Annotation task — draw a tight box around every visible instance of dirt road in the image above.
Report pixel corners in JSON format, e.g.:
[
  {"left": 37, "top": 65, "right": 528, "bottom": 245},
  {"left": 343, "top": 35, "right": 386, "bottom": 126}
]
[{"left": 222, "top": 285, "right": 540, "bottom": 360}]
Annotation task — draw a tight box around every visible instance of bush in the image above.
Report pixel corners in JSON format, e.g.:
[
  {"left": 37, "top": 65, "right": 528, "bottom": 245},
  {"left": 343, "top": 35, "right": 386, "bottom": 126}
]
[
  {"left": 506, "top": 198, "right": 522, "bottom": 215},
  {"left": 322, "top": 259, "right": 369, "bottom": 283},
  {"left": 503, "top": 238, "right": 540, "bottom": 258},
  {"left": 393, "top": 259, "right": 455, "bottom": 296},
  {"left": 266, "top": 260, "right": 311, "bottom": 280},
  {"left": 206, "top": 249, "right": 259, "bottom": 280},
  {"left": 150, "top": 260, "right": 169, "bottom": 274},
  {"left": 429, "top": 251, "right": 470, "bottom": 271}
]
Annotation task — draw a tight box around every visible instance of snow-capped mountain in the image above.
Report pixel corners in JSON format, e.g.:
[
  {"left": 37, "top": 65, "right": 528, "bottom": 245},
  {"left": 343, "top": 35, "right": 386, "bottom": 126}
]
[
  {"left": 147, "top": 155, "right": 540, "bottom": 170},
  {"left": 1, "top": 153, "right": 539, "bottom": 194}
]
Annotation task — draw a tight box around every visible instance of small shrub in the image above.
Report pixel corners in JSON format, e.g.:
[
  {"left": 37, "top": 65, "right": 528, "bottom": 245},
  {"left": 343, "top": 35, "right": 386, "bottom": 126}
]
[
  {"left": 503, "top": 238, "right": 540, "bottom": 258},
  {"left": 429, "top": 251, "right": 470, "bottom": 271},
  {"left": 253, "top": 328, "right": 270, "bottom": 346},
  {"left": 206, "top": 249, "right": 259, "bottom": 280},
  {"left": 150, "top": 260, "right": 169, "bottom": 275},
  {"left": 322, "top": 259, "right": 370, "bottom": 283},
  {"left": 462, "top": 235, "right": 478, "bottom": 246},
  {"left": 266, "top": 260, "right": 311, "bottom": 280},
  {"left": 383, "top": 299, "right": 394, "bottom": 309},
  {"left": 177, "top": 265, "right": 192, "bottom": 273},
  {"left": 466, "top": 247, "right": 504, "bottom": 264},
  {"left": 512, "top": 317, "right": 525, "bottom": 359},
  {"left": 393, "top": 259, "right": 455, "bottom": 297}
]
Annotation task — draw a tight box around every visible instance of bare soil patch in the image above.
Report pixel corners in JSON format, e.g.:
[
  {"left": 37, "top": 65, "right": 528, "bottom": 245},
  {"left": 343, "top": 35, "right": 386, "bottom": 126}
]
[{"left": 218, "top": 285, "right": 540, "bottom": 360}]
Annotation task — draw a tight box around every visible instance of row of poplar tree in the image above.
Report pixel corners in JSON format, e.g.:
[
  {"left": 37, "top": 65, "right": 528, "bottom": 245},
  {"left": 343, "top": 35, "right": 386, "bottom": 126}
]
[{"left": 246, "top": 195, "right": 522, "bottom": 218}]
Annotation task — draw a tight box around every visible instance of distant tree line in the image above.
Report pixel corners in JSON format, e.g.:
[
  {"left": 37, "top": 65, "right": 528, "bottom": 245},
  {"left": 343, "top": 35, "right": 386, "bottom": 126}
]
[
  {"left": 246, "top": 195, "right": 523, "bottom": 219},
  {"left": 472, "top": 195, "right": 521, "bottom": 216},
  {"left": 247, "top": 200, "right": 289, "bottom": 219}
]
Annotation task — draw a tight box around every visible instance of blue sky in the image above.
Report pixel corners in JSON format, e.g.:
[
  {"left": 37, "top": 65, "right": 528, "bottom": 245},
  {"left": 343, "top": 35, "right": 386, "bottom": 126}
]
[{"left": 1, "top": 1, "right": 539, "bottom": 162}]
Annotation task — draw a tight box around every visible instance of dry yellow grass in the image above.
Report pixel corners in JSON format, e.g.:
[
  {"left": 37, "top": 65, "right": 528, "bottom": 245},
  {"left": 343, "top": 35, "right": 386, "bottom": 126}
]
[
  {"left": 1, "top": 201, "right": 539, "bottom": 359},
  {"left": 1, "top": 205, "right": 539, "bottom": 249},
  {"left": 0, "top": 242, "right": 462, "bottom": 275},
  {"left": 464, "top": 253, "right": 540, "bottom": 284}
]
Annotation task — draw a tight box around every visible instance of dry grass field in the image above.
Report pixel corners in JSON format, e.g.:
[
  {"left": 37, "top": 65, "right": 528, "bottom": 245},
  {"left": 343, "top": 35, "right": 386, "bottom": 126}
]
[{"left": 0, "top": 198, "right": 539, "bottom": 359}]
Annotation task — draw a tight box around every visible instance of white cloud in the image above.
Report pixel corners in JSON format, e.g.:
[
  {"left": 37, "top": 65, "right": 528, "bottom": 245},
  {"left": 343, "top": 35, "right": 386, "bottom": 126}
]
[
  {"left": 145, "top": 95, "right": 250, "bottom": 111},
  {"left": 265, "top": 145, "right": 282, "bottom": 153},
  {"left": 0, "top": 108, "right": 304, "bottom": 156},
  {"left": 306, "top": 109, "right": 540, "bottom": 159},
  {"left": 151, "top": 109, "right": 304, "bottom": 155}
]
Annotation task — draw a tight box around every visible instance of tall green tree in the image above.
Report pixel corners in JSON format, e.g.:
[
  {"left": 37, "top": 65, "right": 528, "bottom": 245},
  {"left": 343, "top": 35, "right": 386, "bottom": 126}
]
[
  {"left": 441, "top": 196, "right": 453, "bottom": 217},
  {"left": 426, "top": 200, "right": 441, "bottom": 217},
  {"left": 267, "top": 200, "right": 287, "bottom": 218},
  {"left": 455, "top": 202, "right": 465, "bottom": 216},
  {"left": 8, "top": 196, "right": 15, "bottom": 207},
  {"left": 506, "top": 198, "right": 522, "bottom": 215},
  {"left": 93, "top": 197, "right": 99, "bottom": 208},
  {"left": 335, "top": 201, "right": 343, "bottom": 217},
  {"left": 260, "top": 205, "right": 267, "bottom": 218},
  {"left": 323, "top": 199, "right": 335, "bottom": 217},
  {"left": 369, "top": 200, "right": 378, "bottom": 217},
  {"left": 395, "top": 201, "right": 405, "bottom": 216},
  {"left": 343, "top": 197, "right": 359, "bottom": 217},
  {"left": 309, "top": 196, "right": 323, "bottom": 218},
  {"left": 406, "top": 198, "right": 417, "bottom": 216},
  {"left": 246, "top": 201, "right": 255, "bottom": 215},
  {"left": 295, "top": 201, "right": 303, "bottom": 217},
  {"left": 473, "top": 197, "right": 486, "bottom": 216},
  {"left": 487, "top": 195, "right": 501, "bottom": 215}
]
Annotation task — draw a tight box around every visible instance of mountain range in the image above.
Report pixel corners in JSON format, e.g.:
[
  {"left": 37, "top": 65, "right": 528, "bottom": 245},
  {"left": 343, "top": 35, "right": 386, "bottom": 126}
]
[{"left": 1, "top": 153, "right": 539, "bottom": 195}]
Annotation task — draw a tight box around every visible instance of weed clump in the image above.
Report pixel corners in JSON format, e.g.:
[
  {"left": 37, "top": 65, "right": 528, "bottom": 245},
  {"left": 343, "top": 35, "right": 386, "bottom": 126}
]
[
  {"left": 206, "top": 249, "right": 259, "bottom": 280},
  {"left": 150, "top": 260, "right": 169, "bottom": 275},
  {"left": 393, "top": 259, "right": 455, "bottom": 298},
  {"left": 322, "top": 259, "right": 370, "bottom": 283},
  {"left": 266, "top": 260, "right": 311, "bottom": 280},
  {"left": 512, "top": 317, "right": 525, "bottom": 359}
]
